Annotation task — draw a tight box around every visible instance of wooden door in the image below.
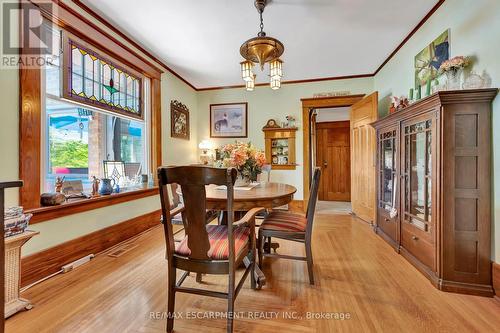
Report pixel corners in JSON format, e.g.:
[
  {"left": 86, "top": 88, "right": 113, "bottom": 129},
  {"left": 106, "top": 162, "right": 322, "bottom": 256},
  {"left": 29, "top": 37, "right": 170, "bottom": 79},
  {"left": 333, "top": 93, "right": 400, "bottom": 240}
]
[
  {"left": 350, "top": 92, "right": 378, "bottom": 223},
  {"left": 316, "top": 121, "right": 350, "bottom": 201}
]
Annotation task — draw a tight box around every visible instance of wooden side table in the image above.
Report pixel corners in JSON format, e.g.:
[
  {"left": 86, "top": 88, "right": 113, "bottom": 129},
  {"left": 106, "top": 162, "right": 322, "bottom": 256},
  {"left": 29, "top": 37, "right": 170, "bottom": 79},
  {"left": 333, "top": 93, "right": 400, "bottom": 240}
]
[{"left": 4, "top": 230, "right": 39, "bottom": 318}]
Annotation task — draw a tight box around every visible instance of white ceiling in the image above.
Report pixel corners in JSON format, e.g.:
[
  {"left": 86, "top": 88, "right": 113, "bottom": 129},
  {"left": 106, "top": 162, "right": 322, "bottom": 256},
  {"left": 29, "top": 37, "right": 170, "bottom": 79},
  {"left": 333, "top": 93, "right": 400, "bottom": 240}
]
[{"left": 81, "top": 0, "right": 438, "bottom": 89}]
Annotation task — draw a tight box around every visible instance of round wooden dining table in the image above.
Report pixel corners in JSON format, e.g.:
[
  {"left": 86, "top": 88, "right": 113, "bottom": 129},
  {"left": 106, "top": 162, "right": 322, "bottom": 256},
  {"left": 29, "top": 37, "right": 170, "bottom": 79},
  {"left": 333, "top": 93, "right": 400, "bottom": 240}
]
[
  {"left": 204, "top": 182, "right": 297, "bottom": 211},
  {"left": 204, "top": 182, "right": 296, "bottom": 289}
]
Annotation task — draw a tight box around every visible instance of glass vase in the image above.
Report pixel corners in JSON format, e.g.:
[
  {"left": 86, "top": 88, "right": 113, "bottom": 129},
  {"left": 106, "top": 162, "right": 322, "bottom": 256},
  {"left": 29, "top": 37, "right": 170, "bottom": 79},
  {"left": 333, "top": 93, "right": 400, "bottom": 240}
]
[
  {"left": 445, "top": 69, "right": 462, "bottom": 90},
  {"left": 234, "top": 173, "right": 250, "bottom": 187}
]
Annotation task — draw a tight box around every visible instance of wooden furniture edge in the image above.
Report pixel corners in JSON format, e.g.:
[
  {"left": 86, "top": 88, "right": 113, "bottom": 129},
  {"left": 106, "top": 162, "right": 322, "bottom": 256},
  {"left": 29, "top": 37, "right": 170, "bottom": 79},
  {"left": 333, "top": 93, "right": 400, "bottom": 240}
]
[
  {"left": 0, "top": 181, "right": 23, "bottom": 189},
  {"left": 20, "top": 209, "right": 162, "bottom": 287},
  {"left": 26, "top": 187, "right": 159, "bottom": 224},
  {"left": 371, "top": 89, "right": 499, "bottom": 128},
  {"left": 262, "top": 127, "right": 298, "bottom": 132},
  {"left": 493, "top": 261, "right": 500, "bottom": 299},
  {"left": 1, "top": 181, "right": 23, "bottom": 331}
]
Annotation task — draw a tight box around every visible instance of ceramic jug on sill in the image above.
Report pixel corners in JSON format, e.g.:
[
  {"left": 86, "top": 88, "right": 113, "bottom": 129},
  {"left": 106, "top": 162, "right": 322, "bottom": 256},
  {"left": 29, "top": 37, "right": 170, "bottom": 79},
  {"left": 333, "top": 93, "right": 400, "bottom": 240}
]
[{"left": 99, "top": 178, "right": 115, "bottom": 195}]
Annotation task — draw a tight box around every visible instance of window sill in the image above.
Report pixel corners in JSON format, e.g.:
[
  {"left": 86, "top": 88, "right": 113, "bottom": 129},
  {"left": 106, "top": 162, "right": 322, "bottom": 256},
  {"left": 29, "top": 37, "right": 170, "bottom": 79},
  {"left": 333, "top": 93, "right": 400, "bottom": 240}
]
[{"left": 26, "top": 186, "right": 159, "bottom": 225}]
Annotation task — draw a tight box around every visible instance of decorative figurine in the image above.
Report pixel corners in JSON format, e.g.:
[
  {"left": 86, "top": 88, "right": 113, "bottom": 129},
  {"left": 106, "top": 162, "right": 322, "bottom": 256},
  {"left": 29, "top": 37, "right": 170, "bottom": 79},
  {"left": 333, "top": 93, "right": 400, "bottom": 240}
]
[
  {"left": 55, "top": 176, "right": 65, "bottom": 193},
  {"left": 390, "top": 95, "right": 410, "bottom": 112},
  {"left": 91, "top": 176, "right": 100, "bottom": 197}
]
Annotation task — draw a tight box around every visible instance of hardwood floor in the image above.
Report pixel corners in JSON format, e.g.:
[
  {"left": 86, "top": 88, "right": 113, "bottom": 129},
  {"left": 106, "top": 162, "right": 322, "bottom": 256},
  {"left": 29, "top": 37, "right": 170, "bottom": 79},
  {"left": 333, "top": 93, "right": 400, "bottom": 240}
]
[{"left": 7, "top": 214, "right": 500, "bottom": 332}]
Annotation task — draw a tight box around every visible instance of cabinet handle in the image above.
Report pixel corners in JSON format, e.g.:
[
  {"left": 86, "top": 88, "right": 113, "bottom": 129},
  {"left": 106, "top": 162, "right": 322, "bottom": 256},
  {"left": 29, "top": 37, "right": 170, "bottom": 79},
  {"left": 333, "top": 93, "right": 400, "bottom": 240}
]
[{"left": 412, "top": 235, "right": 418, "bottom": 241}]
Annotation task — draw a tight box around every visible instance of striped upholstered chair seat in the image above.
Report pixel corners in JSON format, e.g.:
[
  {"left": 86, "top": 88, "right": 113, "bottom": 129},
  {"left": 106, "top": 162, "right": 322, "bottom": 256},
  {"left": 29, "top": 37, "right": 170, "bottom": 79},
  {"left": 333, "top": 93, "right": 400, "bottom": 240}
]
[
  {"left": 175, "top": 225, "right": 250, "bottom": 260},
  {"left": 260, "top": 211, "right": 308, "bottom": 232}
]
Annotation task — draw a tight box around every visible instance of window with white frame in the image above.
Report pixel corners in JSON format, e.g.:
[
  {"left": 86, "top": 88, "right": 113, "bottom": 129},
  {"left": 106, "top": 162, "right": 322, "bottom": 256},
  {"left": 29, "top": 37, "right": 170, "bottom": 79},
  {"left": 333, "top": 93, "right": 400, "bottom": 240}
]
[{"left": 42, "top": 26, "right": 150, "bottom": 194}]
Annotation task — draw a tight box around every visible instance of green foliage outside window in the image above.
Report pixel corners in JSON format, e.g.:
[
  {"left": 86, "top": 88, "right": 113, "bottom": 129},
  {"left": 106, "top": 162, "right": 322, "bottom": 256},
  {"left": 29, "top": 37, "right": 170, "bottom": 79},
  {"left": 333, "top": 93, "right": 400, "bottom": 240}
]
[{"left": 50, "top": 140, "right": 88, "bottom": 168}]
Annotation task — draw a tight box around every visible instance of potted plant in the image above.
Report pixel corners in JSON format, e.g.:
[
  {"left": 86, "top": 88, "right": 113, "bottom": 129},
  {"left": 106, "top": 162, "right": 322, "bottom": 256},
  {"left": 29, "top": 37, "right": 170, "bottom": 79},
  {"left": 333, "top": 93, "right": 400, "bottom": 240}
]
[{"left": 215, "top": 142, "right": 266, "bottom": 186}]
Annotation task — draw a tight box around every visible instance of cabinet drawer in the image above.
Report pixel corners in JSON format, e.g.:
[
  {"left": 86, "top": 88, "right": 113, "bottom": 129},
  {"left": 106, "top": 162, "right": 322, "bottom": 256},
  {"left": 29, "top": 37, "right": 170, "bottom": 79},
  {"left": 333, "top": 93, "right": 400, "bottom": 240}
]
[
  {"left": 401, "top": 224, "right": 435, "bottom": 270},
  {"left": 377, "top": 209, "right": 397, "bottom": 242}
]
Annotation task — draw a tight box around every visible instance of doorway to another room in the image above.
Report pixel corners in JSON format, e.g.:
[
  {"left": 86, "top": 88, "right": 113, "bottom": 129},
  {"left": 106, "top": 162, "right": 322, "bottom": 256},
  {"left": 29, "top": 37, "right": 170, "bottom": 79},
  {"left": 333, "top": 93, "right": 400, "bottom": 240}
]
[
  {"left": 301, "top": 93, "right": 378, "bottom": 223},
  {"left": 313, "top": 108, "right": 352, "bottom": 214}
]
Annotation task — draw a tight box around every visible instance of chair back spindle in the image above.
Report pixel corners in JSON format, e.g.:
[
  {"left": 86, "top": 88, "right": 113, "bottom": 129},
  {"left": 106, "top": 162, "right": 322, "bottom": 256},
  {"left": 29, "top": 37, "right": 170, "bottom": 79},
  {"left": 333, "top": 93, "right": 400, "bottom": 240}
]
[{"left": 305, "top": 168, "right": 321, "bottom": 239}]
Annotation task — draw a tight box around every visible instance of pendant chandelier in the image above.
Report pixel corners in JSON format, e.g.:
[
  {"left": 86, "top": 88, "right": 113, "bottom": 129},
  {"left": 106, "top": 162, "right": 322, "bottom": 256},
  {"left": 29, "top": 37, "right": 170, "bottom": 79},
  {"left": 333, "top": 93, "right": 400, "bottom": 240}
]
[{"left": 240, "top": 0, "right": 284, "bottom": 91}]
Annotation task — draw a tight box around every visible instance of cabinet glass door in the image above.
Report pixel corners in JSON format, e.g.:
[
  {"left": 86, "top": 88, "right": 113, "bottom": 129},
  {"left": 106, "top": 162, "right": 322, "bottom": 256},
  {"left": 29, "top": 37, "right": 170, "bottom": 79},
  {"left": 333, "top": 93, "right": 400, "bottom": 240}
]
[
  {"left": 403, "top": 119, "right": 432, "bottom": 231},
  {"left": 379, "top": 130, "right": 396, "bottom": 211}
]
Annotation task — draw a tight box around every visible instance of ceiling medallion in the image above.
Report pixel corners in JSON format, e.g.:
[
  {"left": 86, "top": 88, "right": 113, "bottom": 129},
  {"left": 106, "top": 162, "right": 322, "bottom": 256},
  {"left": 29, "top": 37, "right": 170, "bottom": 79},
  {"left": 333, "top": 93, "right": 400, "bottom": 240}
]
[{"left": 240, "top": 0, "right": 284, "bottom": 91}]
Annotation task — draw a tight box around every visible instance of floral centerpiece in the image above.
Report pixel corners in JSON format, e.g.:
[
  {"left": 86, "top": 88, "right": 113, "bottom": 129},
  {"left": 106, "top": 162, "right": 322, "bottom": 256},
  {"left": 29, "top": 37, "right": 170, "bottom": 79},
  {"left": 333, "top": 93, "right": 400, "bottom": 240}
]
[
  {"left": 215, "top": 142, "right": 266, "bottom": 185},
  {"left": 438, "top": 56, "right": 470, "bottom": 90}
]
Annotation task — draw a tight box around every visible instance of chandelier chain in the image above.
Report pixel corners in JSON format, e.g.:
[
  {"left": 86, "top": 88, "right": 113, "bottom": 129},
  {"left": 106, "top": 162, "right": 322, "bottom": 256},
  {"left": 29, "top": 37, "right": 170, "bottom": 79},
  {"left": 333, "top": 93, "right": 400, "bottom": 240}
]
[{"left": 259, "top": 12, "right": 264, "bottom": 33}]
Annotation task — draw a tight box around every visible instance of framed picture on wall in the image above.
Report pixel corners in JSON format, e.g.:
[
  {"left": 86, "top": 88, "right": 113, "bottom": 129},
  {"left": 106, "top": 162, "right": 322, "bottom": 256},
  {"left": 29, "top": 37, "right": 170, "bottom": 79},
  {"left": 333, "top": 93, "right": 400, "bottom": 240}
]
[
  {"left": 171, "top": 100, "right": 190, "bottom": 140},
  {"left": 210, "top": 103, "right": 248, "bottom": 138},
  {"left": 414, "top": 29, "right": 449, "bottom": 87}
]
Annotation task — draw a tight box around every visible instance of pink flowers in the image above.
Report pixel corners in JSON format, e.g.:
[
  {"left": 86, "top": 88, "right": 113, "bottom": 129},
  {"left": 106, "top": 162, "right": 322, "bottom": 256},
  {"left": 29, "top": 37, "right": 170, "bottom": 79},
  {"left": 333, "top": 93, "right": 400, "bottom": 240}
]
[
  {"left": 231, "top": 146, "right": 249, "bottom": 167},
  {"left": 216, "top": 142, "right": 266, "bottom": 181},
  {"left": 254, "top": 151, "right": 266, "bottom": 167},
  {"left": 439, "top": 56, "right": 470, "bottom": 73}
]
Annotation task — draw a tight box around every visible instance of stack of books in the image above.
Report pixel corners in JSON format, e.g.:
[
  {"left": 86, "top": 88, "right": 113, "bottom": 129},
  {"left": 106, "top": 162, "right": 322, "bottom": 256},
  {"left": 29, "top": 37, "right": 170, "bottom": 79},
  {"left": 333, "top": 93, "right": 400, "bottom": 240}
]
[{"left": 4, "top": 207, "right": 32, "bottom": 237}]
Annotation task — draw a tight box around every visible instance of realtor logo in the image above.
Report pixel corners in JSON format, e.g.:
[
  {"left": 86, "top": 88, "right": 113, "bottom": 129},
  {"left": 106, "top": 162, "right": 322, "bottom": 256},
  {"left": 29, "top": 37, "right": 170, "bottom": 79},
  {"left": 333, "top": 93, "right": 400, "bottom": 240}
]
[{"left": 1, "top": 0, "right": 55, "bottom": 68}]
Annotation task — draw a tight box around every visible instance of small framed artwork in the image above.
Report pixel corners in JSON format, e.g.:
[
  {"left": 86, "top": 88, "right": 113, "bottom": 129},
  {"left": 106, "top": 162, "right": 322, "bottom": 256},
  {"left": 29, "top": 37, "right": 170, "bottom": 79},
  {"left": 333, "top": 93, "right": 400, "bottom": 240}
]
[
  {"left": 171, "top": 100, "right": 190, "bottom": 140},
  {"left": 210, "top": 102, "right": 248, "bottom": 138}
]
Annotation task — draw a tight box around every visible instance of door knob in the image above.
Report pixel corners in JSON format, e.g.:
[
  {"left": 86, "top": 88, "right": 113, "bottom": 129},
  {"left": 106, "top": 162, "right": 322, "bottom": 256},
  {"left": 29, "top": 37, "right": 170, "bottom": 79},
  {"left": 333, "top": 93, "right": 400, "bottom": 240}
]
[
  {"left": 412, "top": 235, "right": 418, "bottom": 241},
  {"left": 323, "top": 161, "right": 327, "bottom": 168}
]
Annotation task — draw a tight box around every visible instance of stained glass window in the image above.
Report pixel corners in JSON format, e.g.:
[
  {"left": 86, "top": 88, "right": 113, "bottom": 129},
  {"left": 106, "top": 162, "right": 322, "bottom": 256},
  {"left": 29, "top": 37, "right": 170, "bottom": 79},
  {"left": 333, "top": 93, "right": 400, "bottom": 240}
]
[{"left": 65, "top": 39, "right": 143, "bottom": 119}]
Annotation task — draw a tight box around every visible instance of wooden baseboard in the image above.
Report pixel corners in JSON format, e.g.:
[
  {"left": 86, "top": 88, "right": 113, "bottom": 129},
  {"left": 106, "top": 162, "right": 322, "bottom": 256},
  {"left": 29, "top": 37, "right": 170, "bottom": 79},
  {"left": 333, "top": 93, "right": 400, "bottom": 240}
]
[
  {"left": 21, "top": 210, "right": 162, "bottom": 287},
  {"left": 493, "top": 261, "right": 500, "bottom": 299}
]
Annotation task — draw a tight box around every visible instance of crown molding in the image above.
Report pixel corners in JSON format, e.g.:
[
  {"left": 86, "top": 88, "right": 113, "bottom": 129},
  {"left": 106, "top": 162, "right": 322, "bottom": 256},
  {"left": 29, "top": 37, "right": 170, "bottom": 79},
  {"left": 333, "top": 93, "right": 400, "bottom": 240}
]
[
  {"left": 70, "top": 0, "right": 197, "bottom": 91},
  {"left": 197, "top": 73, "right": 374, "bottom": 91},
  {"left": 373, "top": 0, "right": 445, "bottom": 75},
  {"left": 72, "top": 0, "right": 445, "bottom": 91}
]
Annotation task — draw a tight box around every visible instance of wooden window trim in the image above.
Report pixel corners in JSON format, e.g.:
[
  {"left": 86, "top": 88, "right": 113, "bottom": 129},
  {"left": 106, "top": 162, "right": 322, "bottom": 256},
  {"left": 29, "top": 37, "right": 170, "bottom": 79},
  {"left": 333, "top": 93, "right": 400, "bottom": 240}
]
[
  {"left": 26, "top": 187, "right": 159, "bottom": 225},
  {"left": 19, "top": 1, "right": 162, "bottom": 214},
  {"left": 62, "top": 33, "right": 145, "bottom": 120}
]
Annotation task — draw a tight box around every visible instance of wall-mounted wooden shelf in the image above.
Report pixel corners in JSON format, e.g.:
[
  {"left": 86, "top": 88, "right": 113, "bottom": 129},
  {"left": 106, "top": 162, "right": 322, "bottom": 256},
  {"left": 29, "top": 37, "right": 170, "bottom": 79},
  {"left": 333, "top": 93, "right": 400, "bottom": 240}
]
[{"left": 263, "top": 127, "right": 297, "bottom": 170}]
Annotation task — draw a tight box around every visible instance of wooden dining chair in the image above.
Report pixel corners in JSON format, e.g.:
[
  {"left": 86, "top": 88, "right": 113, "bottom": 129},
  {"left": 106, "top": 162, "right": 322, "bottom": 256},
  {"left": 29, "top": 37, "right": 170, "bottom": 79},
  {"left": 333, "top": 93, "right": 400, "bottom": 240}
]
[
  {"left": 158, "top": 166, "right": 264, "bottom": 333},
  {"left": 257, "top": 167, "right": 321, "bottom": 285}
]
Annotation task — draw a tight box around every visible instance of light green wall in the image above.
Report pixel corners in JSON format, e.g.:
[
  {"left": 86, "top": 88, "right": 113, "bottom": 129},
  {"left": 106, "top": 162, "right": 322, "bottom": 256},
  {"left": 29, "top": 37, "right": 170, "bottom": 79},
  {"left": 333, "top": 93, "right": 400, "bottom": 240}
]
[
  {"left": 373, "top": 0, "right": 500, "bottom": 260},
  {"left": 162, "top": 73, "right": 199, "bottom": 165},
  {"left": 2, "top": 0, "right": 498, "bottom": 262},
  {"left": 0, "top": 0, "right": 198, "bottom": 257},
  {"left": 197, "top": 77, "right": 374, "bottom": 199}
]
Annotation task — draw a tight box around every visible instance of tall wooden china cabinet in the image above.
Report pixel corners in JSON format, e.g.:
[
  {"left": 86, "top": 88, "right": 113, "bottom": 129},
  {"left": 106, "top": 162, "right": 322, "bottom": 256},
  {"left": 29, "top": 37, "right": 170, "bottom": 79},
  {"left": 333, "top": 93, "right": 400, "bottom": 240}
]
[{"left": 371, "top": 89, "right": 497, "bottom": 296}]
